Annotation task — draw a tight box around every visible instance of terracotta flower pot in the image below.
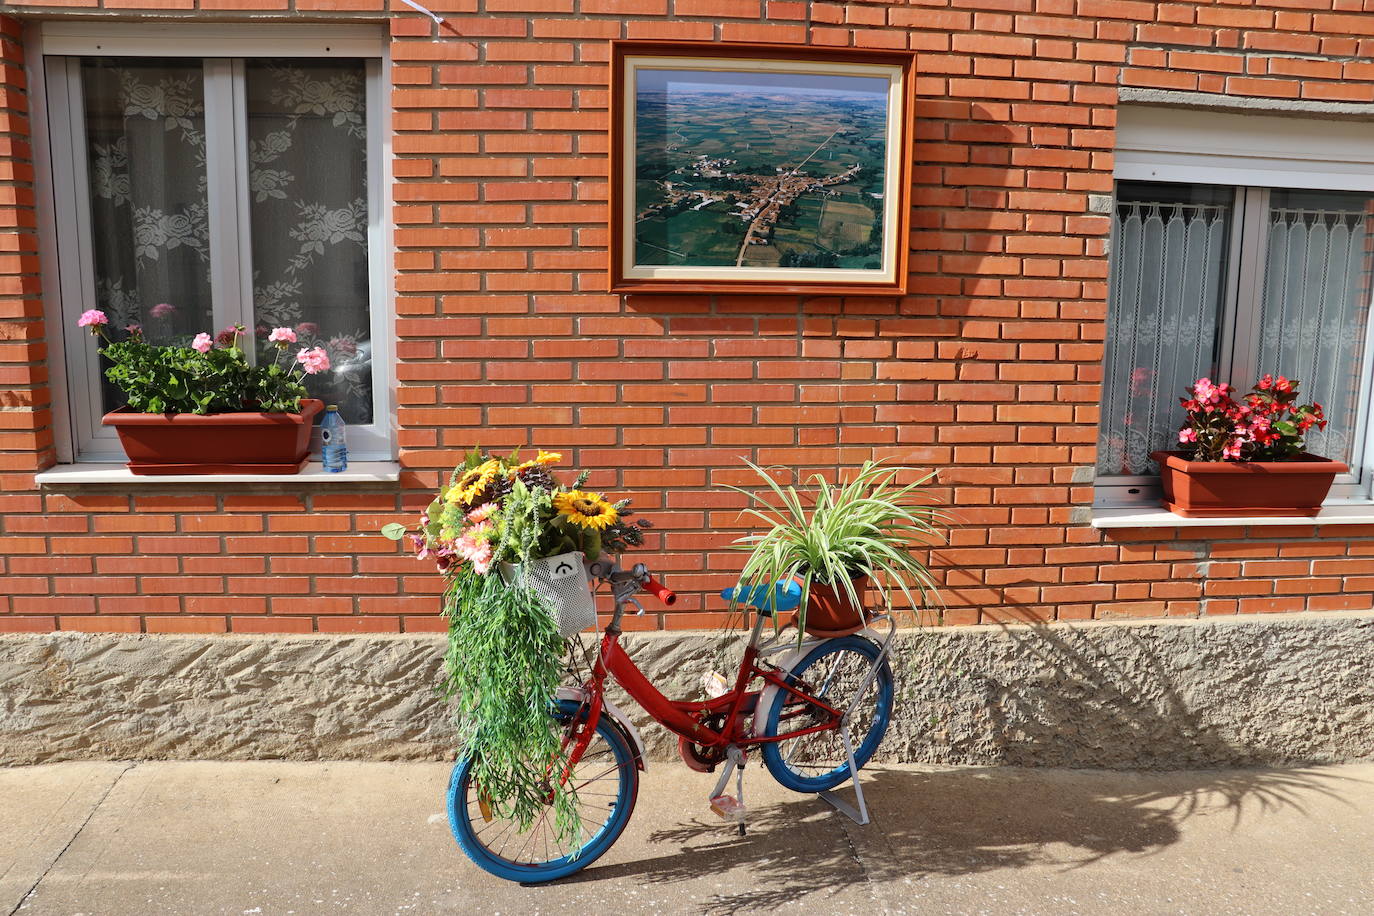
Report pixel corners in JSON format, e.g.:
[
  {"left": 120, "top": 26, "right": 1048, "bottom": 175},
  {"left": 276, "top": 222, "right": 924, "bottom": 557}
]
[
  {"left": 803, "top": 575, "right": 871, "bottom": 638},
  {"left": 1150, "top": 449, "right": 1348, "bottom": 518},
  {"left": 102, "top": 399, "right": 325, "bottom": 475}
]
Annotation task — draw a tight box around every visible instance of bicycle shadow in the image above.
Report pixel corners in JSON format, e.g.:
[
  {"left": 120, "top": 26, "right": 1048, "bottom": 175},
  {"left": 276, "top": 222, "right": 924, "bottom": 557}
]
[
  {"left": 560, "top": 763, "right": 1352, "bottom": 914},
  {"left": 561, "top": 622, "right": 1360, "bottom": 913}
]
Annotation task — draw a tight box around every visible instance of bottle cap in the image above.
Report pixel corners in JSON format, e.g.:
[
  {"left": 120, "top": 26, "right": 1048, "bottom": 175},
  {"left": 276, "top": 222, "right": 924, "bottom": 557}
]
[{"left": 326, "top": 404, "right": 339, "bottom": 411}]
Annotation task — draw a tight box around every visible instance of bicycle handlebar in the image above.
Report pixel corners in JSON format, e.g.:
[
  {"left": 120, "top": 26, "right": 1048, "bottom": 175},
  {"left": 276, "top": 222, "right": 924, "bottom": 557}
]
[{"left": 643, "top": 575, "right": 677, "bottom": 606}]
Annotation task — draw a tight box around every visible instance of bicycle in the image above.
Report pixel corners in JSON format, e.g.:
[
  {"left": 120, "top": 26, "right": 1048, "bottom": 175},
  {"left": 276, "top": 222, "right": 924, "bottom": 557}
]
[{"left": 446, "top": 560, "right": 897, "bottom": 883}]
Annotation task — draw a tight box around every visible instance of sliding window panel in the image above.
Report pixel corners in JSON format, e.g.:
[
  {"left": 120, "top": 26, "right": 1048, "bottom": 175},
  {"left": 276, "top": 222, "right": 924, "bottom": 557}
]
[
  {"left": 1255, "top": 189, "right": 1374, "bottom": 486},
  {"left": 79, "top": 57, "right": 213, "bottom": 413},
  {"left": 244, "top": 59, "right": 373, "bottom": 425},
  {"left": 1097, "top": 182, "right": 1234, "bottom": 482}
]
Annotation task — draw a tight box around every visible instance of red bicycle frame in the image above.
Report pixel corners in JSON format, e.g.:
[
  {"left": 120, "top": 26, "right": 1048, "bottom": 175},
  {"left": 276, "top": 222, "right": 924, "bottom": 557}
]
[{"left": 560, "top": 572, "right": 845, "bottom": 776}]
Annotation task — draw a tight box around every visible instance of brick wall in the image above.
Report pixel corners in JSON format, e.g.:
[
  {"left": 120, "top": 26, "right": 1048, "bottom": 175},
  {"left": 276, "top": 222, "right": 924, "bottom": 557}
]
[{"left": 2, "top": 0, "right": 1374, "bottom": 635}]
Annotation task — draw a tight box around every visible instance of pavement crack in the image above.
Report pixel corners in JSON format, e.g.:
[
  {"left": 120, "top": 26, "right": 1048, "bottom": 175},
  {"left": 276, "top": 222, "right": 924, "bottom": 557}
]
[{"left": 6, "top": 762, "right": 135, "bottom": 916}]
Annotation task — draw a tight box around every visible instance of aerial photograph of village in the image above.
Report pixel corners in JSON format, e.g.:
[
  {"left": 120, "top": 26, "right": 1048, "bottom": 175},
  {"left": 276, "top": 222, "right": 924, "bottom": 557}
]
[{"left": 632, "top": 67, "right": 891, "bottom": 271}]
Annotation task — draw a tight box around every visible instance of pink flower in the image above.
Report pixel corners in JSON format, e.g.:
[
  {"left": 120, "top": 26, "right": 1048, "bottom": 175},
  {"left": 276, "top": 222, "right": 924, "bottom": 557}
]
[
  {"left": 150, "top": 303, "right": 176, "bottom": 320},
  {"left": 1178, "top": 428, "right": 1197, "bottom": 444},
  {"left": 77, "top": 309, "right": 108, "bottom": 330},
  {"left": 296, "top": 322, "right": 319, "bottom": 338},
  {"left": 467, "top": 503, "right": 498, "bottom": 523},
  {"left": 191, "top": 333, "right": 213, "bottom": 353},
  {"left": 124, "top": 323, "right": 142, "bottom": 336},
  {"left": 295, "top": 346, "right": 331, "bottom": 375},
  {"left": 457, "top": 523, "right": 494, "bottom": 574},
  {"left": 216, "top": 325, "right": 240, "bottom": 347},
  {"left": 269, "top": 327, "right": 297, "bottom": 345}
]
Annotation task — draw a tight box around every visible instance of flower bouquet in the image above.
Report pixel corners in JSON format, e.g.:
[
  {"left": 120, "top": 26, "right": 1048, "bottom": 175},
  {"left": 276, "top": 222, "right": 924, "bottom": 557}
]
[{"left": 381, "top": 448, "right": 651, "bottom": 844}]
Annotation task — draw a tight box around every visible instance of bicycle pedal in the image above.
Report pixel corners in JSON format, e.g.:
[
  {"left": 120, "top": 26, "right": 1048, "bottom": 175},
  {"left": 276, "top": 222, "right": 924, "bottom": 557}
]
[{"left": 709, "top": 794, "right": 746, "bottom": 822}]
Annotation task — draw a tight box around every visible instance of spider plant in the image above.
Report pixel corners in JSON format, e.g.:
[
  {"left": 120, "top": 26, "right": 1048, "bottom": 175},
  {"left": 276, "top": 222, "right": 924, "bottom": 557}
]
[{"left": 727, "top": 459, "right": 946, "bottom": 631}]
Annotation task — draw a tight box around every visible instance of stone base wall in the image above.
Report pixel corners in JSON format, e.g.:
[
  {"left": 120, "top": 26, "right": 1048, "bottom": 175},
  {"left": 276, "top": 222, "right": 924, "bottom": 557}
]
[{"left": 4, "top": 611, "right": 1373, "bottom": 768}]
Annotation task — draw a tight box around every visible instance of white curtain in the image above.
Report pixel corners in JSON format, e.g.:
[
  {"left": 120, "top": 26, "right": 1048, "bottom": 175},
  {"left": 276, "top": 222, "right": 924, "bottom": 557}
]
[
  {"left": 1257, "top": 196, "right": 1373, "bottom": 465},
  {"left": 82, "top": 58, "right": 212, "bottom": 412},
  {"left": 1097, "top": 197, "right": 1230, "bottom": 477},
  {"left": 246, "top": 60, "right": 373, "bottom": 425}
]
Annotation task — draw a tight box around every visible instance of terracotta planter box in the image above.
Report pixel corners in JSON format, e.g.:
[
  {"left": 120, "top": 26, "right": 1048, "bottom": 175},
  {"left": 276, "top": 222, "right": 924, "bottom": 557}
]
[
  {"left": 1150, "top": 449, "right": 1348, "bottom": 518},
  {"left": 102, "top": 399, "right": 324, "bottom": 475}
]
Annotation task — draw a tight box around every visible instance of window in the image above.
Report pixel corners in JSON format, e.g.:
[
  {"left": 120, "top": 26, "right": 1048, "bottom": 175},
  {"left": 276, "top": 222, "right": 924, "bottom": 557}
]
[
  {"left": 34, "top": 25, "right": 393, "bottom": 462},
  {"left": 1097, "top": 108, "right": 1374, "bottom": 506}
]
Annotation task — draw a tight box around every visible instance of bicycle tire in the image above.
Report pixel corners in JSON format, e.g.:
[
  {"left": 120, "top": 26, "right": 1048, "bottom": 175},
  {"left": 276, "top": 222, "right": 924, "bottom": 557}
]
[
  {"left": 760, "top": 635, "right": 894, "bottom": 793},
  {"left": 448, "top": 698, "right": 639, "bottom": 883}
]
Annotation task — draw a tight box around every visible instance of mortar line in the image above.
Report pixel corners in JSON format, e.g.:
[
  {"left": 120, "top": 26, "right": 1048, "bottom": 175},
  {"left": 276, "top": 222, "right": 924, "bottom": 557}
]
[{"left": 6, "top": 762, "right": 136, "bottom": 916}]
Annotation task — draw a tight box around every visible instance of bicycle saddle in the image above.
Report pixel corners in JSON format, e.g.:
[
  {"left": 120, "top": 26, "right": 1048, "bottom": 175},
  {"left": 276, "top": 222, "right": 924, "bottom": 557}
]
[{"left": 720, "top": 581, "right": 803, "bottom": 615}]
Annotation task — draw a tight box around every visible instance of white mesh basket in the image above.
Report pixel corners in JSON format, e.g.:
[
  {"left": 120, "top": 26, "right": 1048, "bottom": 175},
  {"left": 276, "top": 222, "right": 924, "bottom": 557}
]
[{"left": 499, "top": 551, "right": 597, "bottom": 638}]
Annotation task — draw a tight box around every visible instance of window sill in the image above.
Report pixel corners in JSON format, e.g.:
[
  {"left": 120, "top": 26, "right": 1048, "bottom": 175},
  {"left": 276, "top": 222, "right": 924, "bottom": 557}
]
[
  {"left": 1091, "top": 503, "right": 1374, "bottom": 529},
  {"left": 35, "top": 461, "right": 401, "bottom": 486}
]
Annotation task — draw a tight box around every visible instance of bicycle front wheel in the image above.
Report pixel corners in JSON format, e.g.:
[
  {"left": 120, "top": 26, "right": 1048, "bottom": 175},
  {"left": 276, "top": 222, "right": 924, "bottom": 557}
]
[
  {"left": 760, "top": 635, "right": 894, "bottom": 793},
  {"left": 448, "top": 699, "right": 639, "bottom": 883}
]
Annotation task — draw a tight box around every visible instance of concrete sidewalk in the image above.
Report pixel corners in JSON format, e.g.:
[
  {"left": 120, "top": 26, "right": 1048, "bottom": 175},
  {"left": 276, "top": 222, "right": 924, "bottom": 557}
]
[{"left": 2, "top": 761, "right": 1372, "bottom": 916}]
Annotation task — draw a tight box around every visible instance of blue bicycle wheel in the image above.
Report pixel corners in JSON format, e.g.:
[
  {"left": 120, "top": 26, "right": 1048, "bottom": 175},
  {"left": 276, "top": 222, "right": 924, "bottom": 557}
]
[
  {"left": 448, "top": 699, "right": 639, "bottom": 883},
  {"left": 761, "top": 636, "right": 894, "bottom": 793}
]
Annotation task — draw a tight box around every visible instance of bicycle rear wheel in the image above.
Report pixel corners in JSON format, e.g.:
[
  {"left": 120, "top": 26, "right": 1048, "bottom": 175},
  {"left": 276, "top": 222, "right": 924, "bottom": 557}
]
[
  {"left": 448, "top": 698, "right": 639, "bottom": 883},
  {"left": 760, "top": 635, "right": 894, "bottom": 793}
]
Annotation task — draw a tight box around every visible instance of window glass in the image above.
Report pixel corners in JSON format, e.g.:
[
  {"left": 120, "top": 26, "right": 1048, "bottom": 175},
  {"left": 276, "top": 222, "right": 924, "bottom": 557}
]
[
  {"left": 1097, "top": 182, "right": 1233, "bottom": 478},
  {"left": 245, "top": 60, "right": 373, "bottom": 425},
  {"left": 1257, "top": 190, "right": 1374, "bottom": 467},
  {"left": 80, "top": 57, "right": 211, "bottom": 413}
]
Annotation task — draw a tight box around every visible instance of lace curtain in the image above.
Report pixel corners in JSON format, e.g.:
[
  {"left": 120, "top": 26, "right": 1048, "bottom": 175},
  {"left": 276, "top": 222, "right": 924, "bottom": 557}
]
[
  {"left": 80, "top": 57, "right": 373, "bottom": 424},
  {"left": 1097, "top": 193, "right": 1230, "bottom": 477},
  {"left": 1257, "top": 192, "right": 1373, "bottom": 466},
  {"left": 246, "top": 61, "right": 373, "bottom": 424},
  {"left": 82, "top": 58, "right": 212, "bottom": 411}
]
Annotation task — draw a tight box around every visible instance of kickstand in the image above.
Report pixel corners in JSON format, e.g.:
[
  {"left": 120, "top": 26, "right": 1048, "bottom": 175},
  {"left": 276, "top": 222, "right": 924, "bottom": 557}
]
[
  {"left": 818, "top": 725, "right": 869, "bottom": 826},
  {"left": 708, "top": 745, "right": 748, "bottom": 836}
]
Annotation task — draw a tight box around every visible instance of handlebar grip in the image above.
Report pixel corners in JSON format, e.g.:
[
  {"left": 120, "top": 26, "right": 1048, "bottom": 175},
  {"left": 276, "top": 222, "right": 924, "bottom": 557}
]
[{"left": 643, "top": 575, "right": 677, "bottom": 606}]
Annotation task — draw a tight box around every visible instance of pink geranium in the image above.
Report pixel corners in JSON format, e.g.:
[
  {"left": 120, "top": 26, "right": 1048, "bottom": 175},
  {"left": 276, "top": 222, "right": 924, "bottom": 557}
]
[
  {"left": 77, "top": 309, "right": 108, "bottom": 331},
  {"left": 149, "top": 303, "right": 176, "bottom": 320},
  {"left": 295, "top": 346, "right": 331, "bottom": 375},
  {"left": 216, "top": 325, "right": 240, "bottom": 347},
  {"left": 191, "top": 333, "right": 213, "bottom": 354},
  {"left": 268, "top": 327, "right": 297, "bottom": 345}
]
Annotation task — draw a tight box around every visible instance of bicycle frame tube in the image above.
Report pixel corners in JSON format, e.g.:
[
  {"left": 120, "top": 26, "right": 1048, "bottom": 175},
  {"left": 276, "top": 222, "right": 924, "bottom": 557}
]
[{"left": 591, "top": 617, "right": 846, "bottom": 751}]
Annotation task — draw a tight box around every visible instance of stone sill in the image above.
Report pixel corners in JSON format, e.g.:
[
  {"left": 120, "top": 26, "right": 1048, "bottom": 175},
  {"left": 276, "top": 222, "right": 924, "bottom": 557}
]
[
  {"left": 34, "top": 461, "right": 401, "bottom": 486},
  {"left": 1091, "top": 503, "right": 1374, "bottom": 529}
]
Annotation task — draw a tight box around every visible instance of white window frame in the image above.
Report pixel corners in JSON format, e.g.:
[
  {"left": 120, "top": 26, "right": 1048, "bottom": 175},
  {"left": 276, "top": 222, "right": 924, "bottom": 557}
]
[
  {"left": 1099, "top": 106, "right": 1374, "bottom": 507},
  {"left": 28, "top": 22, "right": 396, "bottom": 463}
]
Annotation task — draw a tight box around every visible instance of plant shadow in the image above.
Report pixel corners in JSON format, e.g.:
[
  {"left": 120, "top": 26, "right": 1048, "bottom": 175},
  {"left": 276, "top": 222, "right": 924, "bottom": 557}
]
[{"left": 558, "top": 621, "right": 1361, "bottom": 913}]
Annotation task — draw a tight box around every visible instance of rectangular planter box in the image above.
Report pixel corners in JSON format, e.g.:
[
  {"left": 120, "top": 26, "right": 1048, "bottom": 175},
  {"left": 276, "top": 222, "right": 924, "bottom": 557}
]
[
  {"left": 102, "top": 399, "right": 324, "bottom": 475},
  {"left": 1150, "top": 449, "right": 1348, "bottom": 518}
]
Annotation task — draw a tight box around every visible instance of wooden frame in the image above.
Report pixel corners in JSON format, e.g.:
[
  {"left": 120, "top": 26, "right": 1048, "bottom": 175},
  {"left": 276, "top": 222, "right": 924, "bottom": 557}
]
[{"left": 609, "top": 41, "right": 915, "bottom": 297}]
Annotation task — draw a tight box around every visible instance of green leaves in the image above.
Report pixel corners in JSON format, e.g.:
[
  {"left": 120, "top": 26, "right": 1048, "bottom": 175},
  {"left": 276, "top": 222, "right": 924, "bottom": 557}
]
[
  {"left": 380, "top": 522, "right": 408, "bottom": 541},
  {"left": 728, "top": 459, "right": 948, "bottom": 633},
  {"left": 101, "top": 337, "right": 307, "bottom": 416}
]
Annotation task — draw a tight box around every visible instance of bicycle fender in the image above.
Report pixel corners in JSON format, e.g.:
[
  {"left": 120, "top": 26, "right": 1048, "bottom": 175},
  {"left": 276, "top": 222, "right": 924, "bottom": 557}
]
[
  {"left": 556, "top": 686, "right": 648, "bottom": 771},
  {"left": 750, "top": 644, "right": 811, "bottom": 738}
]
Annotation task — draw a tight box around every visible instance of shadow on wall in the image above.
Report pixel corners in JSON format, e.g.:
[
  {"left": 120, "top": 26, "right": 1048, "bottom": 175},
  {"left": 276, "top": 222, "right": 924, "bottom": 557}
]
[
  {"left": 568, "top": 764, "right": 1355, "bottom": 915},
  {"left": 894, "top": 617, "right": 1374, "bottom": 768}
]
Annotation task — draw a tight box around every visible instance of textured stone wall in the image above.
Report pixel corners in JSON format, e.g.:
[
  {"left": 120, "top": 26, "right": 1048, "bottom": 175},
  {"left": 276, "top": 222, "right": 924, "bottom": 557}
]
[{"left": 4, "top": 611, "right": 1372, "bottom": 768}]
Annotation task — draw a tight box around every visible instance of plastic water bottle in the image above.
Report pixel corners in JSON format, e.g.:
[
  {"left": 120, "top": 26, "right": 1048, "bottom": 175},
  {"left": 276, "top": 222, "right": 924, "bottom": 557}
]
[{"left": 320, "top": 405, "right": 348, "bottom": 473}]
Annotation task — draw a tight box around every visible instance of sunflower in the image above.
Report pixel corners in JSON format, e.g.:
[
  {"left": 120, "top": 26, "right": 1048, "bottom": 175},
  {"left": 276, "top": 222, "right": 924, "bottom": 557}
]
[
  {"left": 453, "top": 459, "right": 500, "bottom": 506},
  {"left": 553, "top": 490, "right": 618, "bottom": 530},
  {"left": 512, "top": 449, "right": 561, "bottom": 476}
]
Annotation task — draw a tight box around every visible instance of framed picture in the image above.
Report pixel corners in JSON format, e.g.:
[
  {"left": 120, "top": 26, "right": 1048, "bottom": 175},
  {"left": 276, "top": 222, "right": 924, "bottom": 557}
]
[{"left": 609, "top": 41, "right": 915, "bottom": 297}]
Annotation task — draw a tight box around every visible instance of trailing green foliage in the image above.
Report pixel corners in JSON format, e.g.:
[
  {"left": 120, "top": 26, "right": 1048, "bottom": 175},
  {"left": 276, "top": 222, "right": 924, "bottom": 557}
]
[
  {"left": 441, "top": 569, "right": 582, "bottom": 848},
  {"left": 728, "top": 459, "right": 947, "bottom": 632}
]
